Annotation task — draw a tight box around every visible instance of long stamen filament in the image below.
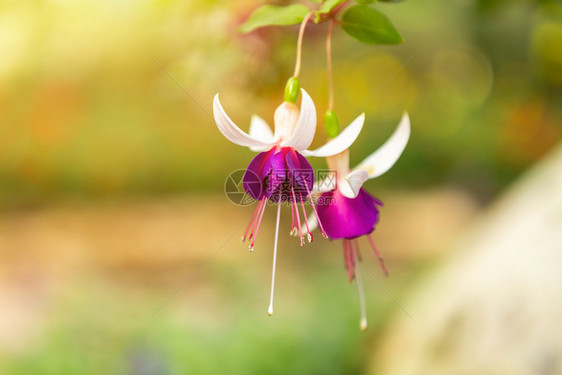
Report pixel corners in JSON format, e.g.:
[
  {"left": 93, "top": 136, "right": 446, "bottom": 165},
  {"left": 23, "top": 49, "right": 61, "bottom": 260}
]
[
  {"left": 353, "top": 243, "right": 368, "bottom": 331},
  {"left": 242, "top": 200, "right": 263, "bottom": 243},
  {"left": 248, "top": 199, "right": 264, "bottom": 241},
  {"left": 249, "top": 199, "right": 267, "bottom": 251},
  {"left": 344, "top": 240, "right": 354, "bottom": 282},
  {"left": 291, "top": 188, "right": 304, "bottom": 245},
  {"left": 354, "top": 239, "right": 363, "bottom": 262},
  {"left": 290, "top": 200, "right": 296, "bottom": 235},
  {"left": 293, "top": 13, "right": 313, "bottom": 78},
  {"left": 268, "top": 199, "right": 282, "bottom": 316},
  {"left": 367, "top": 234, "right": 388, "bottom": 276},
  {"left": 304, "top": 185, "right": 328, "bottom": 238},
  {"left": 300, "top": 201, "right": 313, "bottom": 243}
]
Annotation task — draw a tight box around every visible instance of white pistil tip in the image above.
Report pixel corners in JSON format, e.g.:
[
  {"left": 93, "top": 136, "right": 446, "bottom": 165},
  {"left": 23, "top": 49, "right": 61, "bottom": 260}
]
[
  {"left": 249, "top": 245, "right": 254, "bottom": 252},
  {"left": 267, "top": 306, "right": 273, "bottom": 316},
  {"left": 360, "top": 319, "right": 368, "bottom": 331},
  {"left": 322, "top": 232, "right": 328, "bottom": 238},
  {"left": 300, "top": 238, "right": 305, "bottom": 246},
  {"left": 290, "top": 228, "right": 297, "bottom": 236},
  {"left": 241, "top": 236, "right": 246, "bottom": 243},
  {"left": 307, "top": 233, "right": 313, "bottom": 243}
]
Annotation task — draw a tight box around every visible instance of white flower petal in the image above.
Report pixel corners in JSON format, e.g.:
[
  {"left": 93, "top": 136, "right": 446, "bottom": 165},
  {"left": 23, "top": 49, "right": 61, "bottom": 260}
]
[
  {"left": 213, "top": 94, "right": 276, "bottom": 149},
  {"left": 249, "top": 115, "right": 274, "bottom": 141},
  {"left": 273, "top": 102, "right": 299, "bottom": 141},
  {"left": 249, "top": 115, "right": 276, "bottom": 152},
  {"left": 281, "top": 89, "right": 316, "bottom": 151},
  {"left": 301, "top": 113, "right": 365, "bottom": 157},
  {"left": 355, "top": 112, "right": 410, "bottom": 179},
  {"left": 340, "top": 169, "right": 369, "bottom": 198}
]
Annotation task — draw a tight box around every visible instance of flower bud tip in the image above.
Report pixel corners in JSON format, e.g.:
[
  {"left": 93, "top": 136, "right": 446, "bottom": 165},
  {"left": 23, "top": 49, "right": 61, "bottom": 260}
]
[
  {"left": 284, "top": 77, "right": 300, "bottom": 104},
  {"left": 325, "top": 110, "right": 340, "bottom": 138}
]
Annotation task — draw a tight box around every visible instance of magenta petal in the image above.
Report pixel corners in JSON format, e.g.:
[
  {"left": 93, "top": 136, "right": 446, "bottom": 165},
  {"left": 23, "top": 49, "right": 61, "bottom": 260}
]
[
  {"left": 264, "top": 152, "right": 287, "bottom": 198},
  {"left": 285, "top": 149, "right": 314, "bottom": 195},
  {"left": 317, "top": 188, "right": 381, "bottom": 239},
  {"left": 247, "top": 147, "right": 315, "bottom": 203},
  {"left": 243, "top": 150, "right": 274, "bottom": 200},
  {"left": 366, "top": 194, "right": 383, "bottom": 207}
]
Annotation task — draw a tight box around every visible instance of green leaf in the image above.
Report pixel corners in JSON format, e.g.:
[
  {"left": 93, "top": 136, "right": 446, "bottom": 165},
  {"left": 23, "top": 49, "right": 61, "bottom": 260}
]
[
  {"left": 356, "top": 0, "right": 375, "bottom": 4},
  {"left": 238, "top": 4, "right": 310, "bottom": 33},
  {"left": 377, "top": 0, "right": 405, "bottom": 3},
  {"left": 318, "top": 0, "right": 346, "bottom": 14},
  {"left": 341, "top": 5, "right": 403, "bottom": 44}
]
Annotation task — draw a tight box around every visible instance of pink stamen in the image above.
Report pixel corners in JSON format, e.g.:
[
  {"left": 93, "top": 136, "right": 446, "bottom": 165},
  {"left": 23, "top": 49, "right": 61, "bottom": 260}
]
[
  {"left": 242, "top": 199, "right": 263, "bottom": 243},
  {"left": 290, "top": 200, "right": 296, "bottom": 236},
  {"left": 367, "top": 234, "right": 388, "bottom": 277},
  {"left": 344, "top": 239, "right": 354, "bottom": 282},
  {"left": 249, "top": 199, "right": 267, "bottom": 251},
  {"left": 300, "top": 201, "right": 313, "bottom": 243},
  {"left": 248, "top": 199, "right": 265, "bottom": 242},
  {"left": 349, "top": 240, "right": 357, "bottom": 268},
  {"left": 291, "top": 187, "right": 304, "bottom": 246},
  {"left": 304, "top": 184, "right": 328, "bottom": 238},
  {"left": 354, "top": 239, "right": 363, "bottom": 262}
]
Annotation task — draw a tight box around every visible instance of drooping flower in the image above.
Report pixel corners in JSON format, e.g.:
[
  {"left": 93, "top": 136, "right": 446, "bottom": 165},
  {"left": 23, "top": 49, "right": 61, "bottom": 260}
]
[
  {"left": 213, "top": 87, "right": 364, "bottom": 315},
  {"left": 307, "top": 112, "right": 411, "bottom": 329}
]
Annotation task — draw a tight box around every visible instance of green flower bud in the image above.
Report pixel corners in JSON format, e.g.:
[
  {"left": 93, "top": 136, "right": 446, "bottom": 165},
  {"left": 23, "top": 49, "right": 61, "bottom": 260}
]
[
  {"left": 284, "top": 77, "right": 300, "bottom": 104},
  {"left": 324, "top": 110, "right": 340, "bottom": 139}
]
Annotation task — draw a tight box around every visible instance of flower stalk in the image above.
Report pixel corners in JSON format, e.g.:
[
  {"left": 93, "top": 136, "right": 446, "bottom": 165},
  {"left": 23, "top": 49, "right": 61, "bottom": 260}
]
[
  {"left": 325, "top": 19, "right": 340, "bottom": 139},
  {"left": 326, "top": 19, "right": 335, "bottom": 112},
  {"left": 293, "top": 13, "right": 313, "bottom": 79}
]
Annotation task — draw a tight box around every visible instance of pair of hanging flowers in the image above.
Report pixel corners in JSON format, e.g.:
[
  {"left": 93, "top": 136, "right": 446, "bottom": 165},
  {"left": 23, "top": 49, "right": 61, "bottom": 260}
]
[
  {"left": 214, "top": 87, "right": 410, "bottom": 327},
  {"left": 212, "top": 0, "right": 411, "bottom": 330}
]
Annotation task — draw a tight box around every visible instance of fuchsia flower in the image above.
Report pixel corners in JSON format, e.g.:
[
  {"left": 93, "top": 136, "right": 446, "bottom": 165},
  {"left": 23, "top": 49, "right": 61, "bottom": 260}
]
[
  {"left": 213, "top": 88, "right": 364, "bottom": 315},
  {"left": 307, "top": 113, "right": 410, "bottom": 329},
  {"left": 312, "top": 113, "right": 410, "bottom": 272}
]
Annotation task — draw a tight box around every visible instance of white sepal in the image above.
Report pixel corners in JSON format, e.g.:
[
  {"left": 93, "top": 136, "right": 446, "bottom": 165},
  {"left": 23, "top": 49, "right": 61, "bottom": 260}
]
[
  {"left": 249, "top": 115, "right": 276, "bottom": 152},
  {"left": 340, "top": 169, "right": 369, "bottom": 198},
  {"left": 301, "top": 113, "right": 365, "bottom": 158},
  {"left": 213, "top": 94, "right": 276, "bottom": 149},
  {"left": 355, "top": 112, "right": 410, "bottom": 179},
  {"left": 281, "top": 89, "right": 317, "bottom": 151}
]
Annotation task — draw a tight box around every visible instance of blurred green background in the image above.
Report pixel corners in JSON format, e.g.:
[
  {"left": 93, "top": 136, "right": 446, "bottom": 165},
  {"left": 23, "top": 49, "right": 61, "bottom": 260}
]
[{"left": 0, "top": 0, "right": 560, "bottom": 374}]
